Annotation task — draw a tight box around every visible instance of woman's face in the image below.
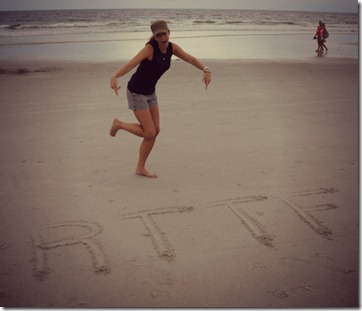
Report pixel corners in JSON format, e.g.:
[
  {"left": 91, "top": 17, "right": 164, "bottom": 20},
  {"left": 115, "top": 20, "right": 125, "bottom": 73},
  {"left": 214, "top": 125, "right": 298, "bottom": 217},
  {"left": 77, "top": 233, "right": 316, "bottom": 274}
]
[{"left": 155, "top": 31, "right": 170, "bottom": 50}]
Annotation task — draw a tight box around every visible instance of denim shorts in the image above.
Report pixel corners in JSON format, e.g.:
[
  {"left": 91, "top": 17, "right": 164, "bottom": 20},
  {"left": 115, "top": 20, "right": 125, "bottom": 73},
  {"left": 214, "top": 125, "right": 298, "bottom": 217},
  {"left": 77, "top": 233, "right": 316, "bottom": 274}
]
[{"left": 127, "top": 89, "right": 158, "bottom": 111}]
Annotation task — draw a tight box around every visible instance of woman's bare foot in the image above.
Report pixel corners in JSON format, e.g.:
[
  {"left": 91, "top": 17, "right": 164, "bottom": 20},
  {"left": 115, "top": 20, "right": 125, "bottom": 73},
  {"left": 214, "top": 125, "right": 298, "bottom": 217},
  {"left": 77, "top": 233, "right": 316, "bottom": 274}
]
[
  {"left": 109, "top": 118, "right": 122, "bottom": 137},
  {"left": 136, "top": 167, "right": 157, "bottom": 178}
]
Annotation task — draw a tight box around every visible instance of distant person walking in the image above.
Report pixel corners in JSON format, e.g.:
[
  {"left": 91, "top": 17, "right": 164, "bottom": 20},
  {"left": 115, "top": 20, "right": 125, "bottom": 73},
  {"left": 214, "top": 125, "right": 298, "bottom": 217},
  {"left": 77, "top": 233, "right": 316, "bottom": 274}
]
[
  {"left": 314, "top": 21, "right": 328, "bottom": 55},
  {"left": 109, "top": 20, "right": 211, "bottom": 178},
  {"left": 321, "top": 22, "right": 329, "bottom": 52}
]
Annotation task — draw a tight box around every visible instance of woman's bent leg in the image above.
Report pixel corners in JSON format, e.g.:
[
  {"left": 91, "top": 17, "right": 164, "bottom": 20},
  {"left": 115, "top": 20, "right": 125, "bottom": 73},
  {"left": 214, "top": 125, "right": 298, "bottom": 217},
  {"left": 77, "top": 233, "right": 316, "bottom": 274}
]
[
  {"left": 110, "top": 106, "right": 160, "bottom": 178},
  {"left": 110, "top": 118, "right": 144, "bottom": 137}
]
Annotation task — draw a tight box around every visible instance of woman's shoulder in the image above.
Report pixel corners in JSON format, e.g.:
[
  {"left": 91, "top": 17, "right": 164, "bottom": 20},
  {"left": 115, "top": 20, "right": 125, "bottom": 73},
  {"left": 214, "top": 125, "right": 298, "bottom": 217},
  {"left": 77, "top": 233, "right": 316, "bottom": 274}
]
[
  {"left": 171, "top": 42, "right": 179, "bottom": 52},
  {"left": 138, "top": 43, "right": 153, "bottom": 61}
]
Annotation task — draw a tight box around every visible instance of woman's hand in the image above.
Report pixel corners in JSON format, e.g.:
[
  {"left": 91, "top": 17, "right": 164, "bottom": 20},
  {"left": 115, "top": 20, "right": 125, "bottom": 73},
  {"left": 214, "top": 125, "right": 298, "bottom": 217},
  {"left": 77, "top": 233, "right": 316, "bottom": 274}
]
[
  {"left": 111, "top": 76, "right": 121, "bottom": 96},
  {"left": 203, "top": 72, "right": 211, "bottom": 90}
]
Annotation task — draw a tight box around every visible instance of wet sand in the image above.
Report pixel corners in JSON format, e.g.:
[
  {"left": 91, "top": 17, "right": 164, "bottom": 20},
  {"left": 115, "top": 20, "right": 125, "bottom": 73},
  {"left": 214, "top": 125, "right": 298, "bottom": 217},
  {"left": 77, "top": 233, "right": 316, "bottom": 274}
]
[{"left": 0, "top": 57, "right": 358, "bottom": 307}]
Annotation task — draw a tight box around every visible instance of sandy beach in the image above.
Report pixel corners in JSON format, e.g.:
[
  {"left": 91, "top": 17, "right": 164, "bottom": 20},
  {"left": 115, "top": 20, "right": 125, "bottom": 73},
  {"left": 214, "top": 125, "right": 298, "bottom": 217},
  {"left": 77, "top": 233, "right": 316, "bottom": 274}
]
[{"left": 0, "top": 57, "right": 358, "bottom": 307}]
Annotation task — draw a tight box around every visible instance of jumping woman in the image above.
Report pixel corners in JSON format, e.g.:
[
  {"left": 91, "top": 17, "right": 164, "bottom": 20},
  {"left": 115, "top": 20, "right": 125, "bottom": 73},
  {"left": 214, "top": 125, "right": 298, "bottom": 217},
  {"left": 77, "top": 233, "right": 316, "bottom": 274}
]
[{"left": 109, "top": 20, "right": 211, "bottom": 178}]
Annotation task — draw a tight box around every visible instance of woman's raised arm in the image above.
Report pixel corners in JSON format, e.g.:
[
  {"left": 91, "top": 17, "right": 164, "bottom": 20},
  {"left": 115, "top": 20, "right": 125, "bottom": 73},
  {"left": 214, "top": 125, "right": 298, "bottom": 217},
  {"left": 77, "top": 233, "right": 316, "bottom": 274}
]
[
  {"left": 110, "top": 44, "right": 153, "bottom": 95},
  {"left": 173, "top": 43, "right": 211, "bottom": 89}
]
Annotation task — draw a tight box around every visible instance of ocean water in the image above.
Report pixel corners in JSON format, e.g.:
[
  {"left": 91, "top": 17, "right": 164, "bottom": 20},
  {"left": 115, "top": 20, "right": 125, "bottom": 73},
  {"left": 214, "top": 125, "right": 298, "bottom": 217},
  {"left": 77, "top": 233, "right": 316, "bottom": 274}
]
[{"left": 0, "top": 9, "right": 358, "bottom": 61}]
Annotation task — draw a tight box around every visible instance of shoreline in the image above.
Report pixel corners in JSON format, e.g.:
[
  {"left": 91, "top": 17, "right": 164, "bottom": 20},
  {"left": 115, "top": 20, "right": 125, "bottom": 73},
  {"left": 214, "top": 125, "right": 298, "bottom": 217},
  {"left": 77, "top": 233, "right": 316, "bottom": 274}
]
[{"left": 0, "top": 32, "right": 358, "bottom": 61}]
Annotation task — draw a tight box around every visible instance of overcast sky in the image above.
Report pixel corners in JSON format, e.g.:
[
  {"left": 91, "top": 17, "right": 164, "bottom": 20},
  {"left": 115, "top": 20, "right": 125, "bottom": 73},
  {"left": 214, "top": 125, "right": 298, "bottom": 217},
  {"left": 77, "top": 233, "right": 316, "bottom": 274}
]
[{"left": 0, "top": 0, "right": 359, "bottom": 13}]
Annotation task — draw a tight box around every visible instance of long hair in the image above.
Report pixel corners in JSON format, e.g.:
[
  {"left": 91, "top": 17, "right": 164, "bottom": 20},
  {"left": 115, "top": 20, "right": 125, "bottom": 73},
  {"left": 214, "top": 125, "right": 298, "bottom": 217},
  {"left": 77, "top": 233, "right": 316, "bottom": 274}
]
[{"left": 147, "top": 35, "right": 155, "bottom": 44}]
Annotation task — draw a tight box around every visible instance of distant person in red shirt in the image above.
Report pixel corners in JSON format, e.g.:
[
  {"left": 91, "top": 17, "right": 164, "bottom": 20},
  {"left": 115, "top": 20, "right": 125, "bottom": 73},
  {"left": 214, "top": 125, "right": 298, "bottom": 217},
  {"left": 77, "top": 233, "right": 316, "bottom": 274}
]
[{"left": 314, "top": 21, "right": 328, "bottom": 55}]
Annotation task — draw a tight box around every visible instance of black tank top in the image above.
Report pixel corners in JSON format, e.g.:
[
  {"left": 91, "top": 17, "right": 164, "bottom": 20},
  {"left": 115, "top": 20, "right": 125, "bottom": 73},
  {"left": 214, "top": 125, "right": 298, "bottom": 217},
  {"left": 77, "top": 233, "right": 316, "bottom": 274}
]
[{"left": 127, "top": 39, "right": 173, "bottom": 95}]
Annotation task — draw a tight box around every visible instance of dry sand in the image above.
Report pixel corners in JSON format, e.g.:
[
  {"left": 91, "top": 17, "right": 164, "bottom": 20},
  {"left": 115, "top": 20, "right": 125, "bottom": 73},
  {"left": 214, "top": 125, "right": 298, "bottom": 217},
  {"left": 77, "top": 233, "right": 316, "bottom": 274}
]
[{"left": 0, "top": 57, "right": 358, "bottom": 307}]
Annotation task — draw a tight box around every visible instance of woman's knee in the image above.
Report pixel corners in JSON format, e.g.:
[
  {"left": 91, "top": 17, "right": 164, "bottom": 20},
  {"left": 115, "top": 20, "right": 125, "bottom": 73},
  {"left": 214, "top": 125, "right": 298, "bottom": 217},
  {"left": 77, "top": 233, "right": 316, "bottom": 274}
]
[
  {"left": 145, "top": 127, "right": 160, "bottom": 139},
  {"left": 144, "top": 128, "right": 157, "bottom": 139}
]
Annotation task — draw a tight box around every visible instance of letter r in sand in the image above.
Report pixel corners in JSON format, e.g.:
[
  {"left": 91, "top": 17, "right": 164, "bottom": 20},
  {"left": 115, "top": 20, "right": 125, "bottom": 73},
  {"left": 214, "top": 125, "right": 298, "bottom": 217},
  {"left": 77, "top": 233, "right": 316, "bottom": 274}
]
[{"left": 30, "top": 221, "right": 110, "bottom": 280}]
